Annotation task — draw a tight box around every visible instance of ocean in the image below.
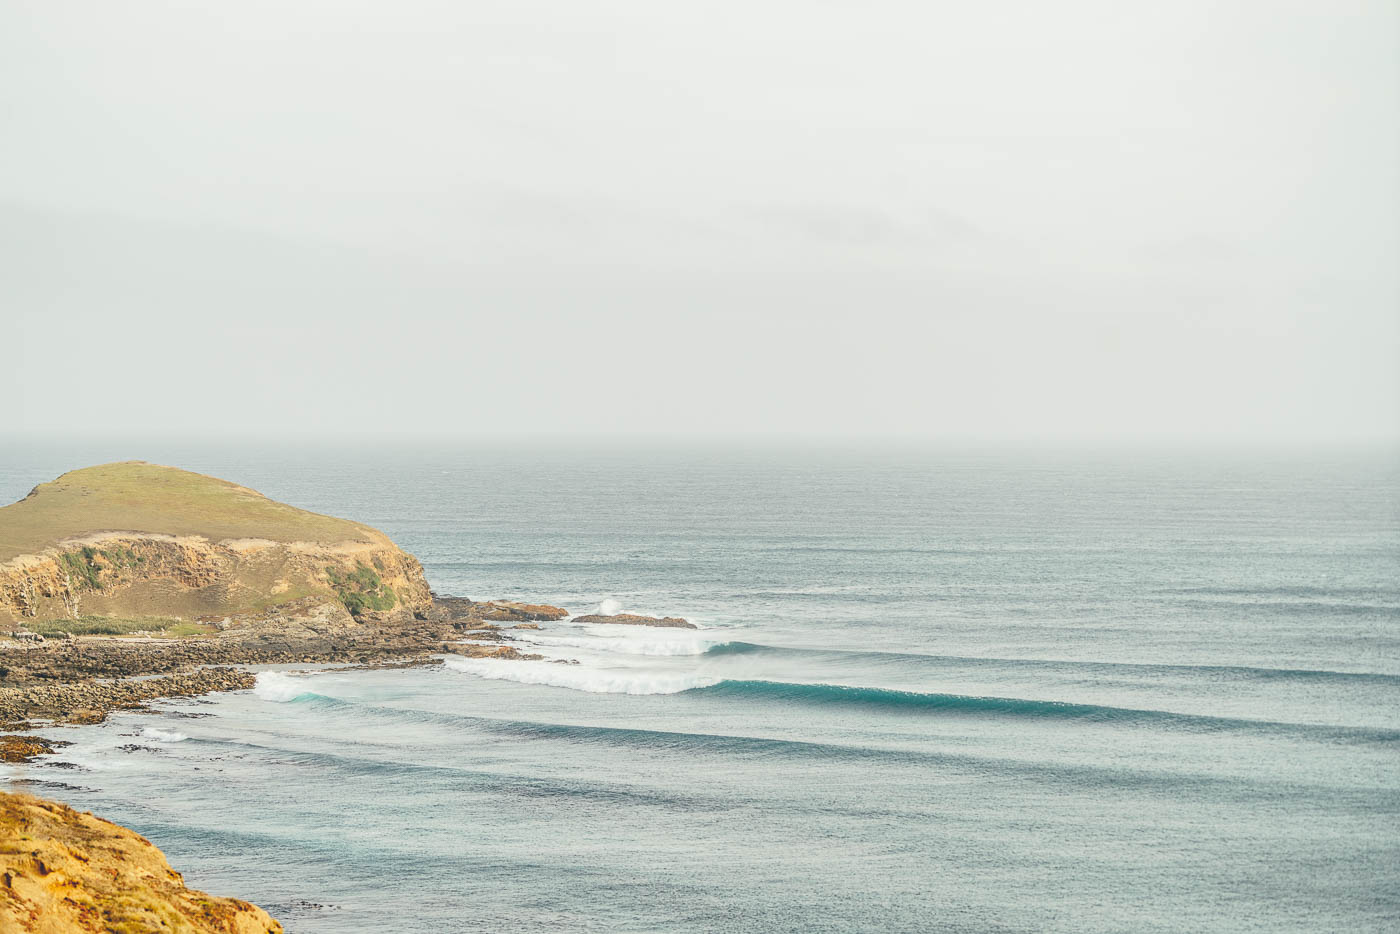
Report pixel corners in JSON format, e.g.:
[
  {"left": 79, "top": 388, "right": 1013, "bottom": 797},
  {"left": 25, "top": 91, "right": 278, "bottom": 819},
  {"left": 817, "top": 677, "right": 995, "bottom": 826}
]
[{"left": 2, "top": 442, "right": 1398, "bottom": 932}]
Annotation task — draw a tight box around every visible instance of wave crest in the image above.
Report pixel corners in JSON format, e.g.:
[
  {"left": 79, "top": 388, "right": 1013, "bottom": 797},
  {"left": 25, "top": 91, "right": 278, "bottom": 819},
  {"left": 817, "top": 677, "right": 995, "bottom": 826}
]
[
  {"left": 253, "top": 671, "right": 320, "bottom": 703},
  {"left": 517, "top": 629, "right": 730, "bottom": 657},
  {"left": 443, "top": 656, "right": 720, "bottom": 695}
]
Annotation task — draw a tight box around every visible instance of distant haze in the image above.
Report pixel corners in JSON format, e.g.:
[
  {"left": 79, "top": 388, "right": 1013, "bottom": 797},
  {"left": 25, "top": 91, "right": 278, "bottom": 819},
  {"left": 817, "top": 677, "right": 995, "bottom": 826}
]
[{"left": 3, "top": 1, "right": 1396, "bottom": 442}]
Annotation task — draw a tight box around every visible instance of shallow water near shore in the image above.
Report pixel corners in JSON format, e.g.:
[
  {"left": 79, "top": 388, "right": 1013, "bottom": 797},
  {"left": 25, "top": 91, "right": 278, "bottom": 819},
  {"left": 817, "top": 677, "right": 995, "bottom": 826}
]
[{"left": 3, "top": 443, "right": 1399, "bottom": 932}]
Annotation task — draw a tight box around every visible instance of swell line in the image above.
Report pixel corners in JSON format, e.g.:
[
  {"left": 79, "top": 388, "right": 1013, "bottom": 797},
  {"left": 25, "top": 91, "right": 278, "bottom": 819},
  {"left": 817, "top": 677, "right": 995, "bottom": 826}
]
[
  {"left": 702, "top": 642, "right": 1400, "bottom": 686},
  {"left": 181, "top": 700, "right": 1391, "bottom": 800},
  {"left": 684, "top": 680, "right": 1400, "bottom": 744}
]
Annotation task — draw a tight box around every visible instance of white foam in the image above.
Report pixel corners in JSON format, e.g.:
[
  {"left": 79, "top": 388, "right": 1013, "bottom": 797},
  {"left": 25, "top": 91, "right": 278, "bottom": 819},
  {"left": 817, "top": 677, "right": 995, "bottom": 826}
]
[
  {"left": 253, "top": 671, "right": 317, "bottom": 702},
  {"left": 443, "top": 655, "right": 719, "bottom": 695},
  {"left": 595, "top": 597, "right": 623, "bottom": 616},
  {"left": 141, "top": 727, "right": 188, "bottom": 743},
  {"left": 516, "top": 629, "right": 721, "bottom": 657}
]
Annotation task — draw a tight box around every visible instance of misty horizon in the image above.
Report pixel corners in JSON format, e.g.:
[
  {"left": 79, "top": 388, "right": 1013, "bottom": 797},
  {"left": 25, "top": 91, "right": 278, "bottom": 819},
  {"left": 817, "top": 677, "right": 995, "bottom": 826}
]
[{"left": 4, "top": 1, "right": 1397, "bottom": 444}]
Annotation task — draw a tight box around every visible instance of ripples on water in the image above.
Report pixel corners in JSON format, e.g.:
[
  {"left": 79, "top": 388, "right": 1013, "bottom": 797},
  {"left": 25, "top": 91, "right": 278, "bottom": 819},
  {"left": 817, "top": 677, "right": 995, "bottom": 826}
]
[{"left": 2, "top": 443, "right": 1397, "bottom": 932}]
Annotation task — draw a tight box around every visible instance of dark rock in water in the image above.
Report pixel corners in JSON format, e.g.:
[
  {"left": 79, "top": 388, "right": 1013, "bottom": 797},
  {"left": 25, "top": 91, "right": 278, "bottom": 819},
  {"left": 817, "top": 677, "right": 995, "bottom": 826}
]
[
  {"left": 278, "top": 899, "right": 341, "bottom": 913},
  {"left": 477, "top": 601, "right": 570, "bottom": 622},
  {"left": 5, "top": 779, "right": 89, "bottom": 793},
  {"left": 453, "top": 644, "right": 545, "bottom": 661},
  {"left": 571, "top": 613, "right": 696, "bottom": 629},
  {"left": 429, "top": 596, "right": 569, "bottom": 624}
]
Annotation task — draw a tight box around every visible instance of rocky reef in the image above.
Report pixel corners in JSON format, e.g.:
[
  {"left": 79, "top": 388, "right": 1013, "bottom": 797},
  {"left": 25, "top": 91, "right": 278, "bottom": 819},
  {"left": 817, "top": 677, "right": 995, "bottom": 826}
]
[
  {"left": 571, "top": 613, "right": 696, "bottom": 629},
  {"left": 428, "top": 597, "right": 570, "bottom": 625},
  {"left": 0, "top": 791, "right": 283, "bottom": 932},
  {"left": 0, "top": 593, "right": 579, "bottom": 728},
  {"left": 0, "top": 735, "right": 68, "bottom": 764},
  {"left": 0, "top": 668, "right": 257, "bottom": 729}
]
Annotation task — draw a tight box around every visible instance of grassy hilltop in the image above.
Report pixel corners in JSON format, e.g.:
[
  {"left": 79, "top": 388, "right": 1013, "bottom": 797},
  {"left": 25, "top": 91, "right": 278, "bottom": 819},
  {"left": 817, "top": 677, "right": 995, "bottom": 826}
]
[
  {"left": 0, "top": 462, "right": 384, "bottom": 563},
  {"left": 0, "top": 462, "right": 430, "bottom": 626}
]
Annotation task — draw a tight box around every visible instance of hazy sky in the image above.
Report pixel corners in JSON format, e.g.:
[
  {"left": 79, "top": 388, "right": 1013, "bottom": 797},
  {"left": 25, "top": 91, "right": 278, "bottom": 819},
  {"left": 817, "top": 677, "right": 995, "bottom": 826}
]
[{"left": 3, "top": 1, "right": 1396, "bottom": 442}]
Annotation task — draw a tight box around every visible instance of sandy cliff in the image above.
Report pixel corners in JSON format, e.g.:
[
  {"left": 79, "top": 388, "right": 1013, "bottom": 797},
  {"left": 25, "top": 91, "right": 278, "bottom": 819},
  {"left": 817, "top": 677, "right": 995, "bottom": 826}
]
[{"left": 0, "top": 791, "right": 282, "bottom": 933}]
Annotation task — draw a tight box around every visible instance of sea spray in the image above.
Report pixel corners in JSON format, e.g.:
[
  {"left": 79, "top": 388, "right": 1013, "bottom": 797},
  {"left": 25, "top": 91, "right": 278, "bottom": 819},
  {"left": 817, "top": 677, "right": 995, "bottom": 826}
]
[
  {"left": 443, "top": 655, "right": 720, "bottom": 695},
  {"left": 253, "top": 671, "right": 319, "bottom": 703},
  {"left": 514, "top": 628, "right": 728, "bottom": 657}
]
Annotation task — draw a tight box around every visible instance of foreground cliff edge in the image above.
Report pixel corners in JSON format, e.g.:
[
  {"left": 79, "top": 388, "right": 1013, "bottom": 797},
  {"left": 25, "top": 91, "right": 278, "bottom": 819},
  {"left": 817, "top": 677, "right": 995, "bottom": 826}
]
[{"left": 1, "top": 790, "right": 282, "bottom": 933}]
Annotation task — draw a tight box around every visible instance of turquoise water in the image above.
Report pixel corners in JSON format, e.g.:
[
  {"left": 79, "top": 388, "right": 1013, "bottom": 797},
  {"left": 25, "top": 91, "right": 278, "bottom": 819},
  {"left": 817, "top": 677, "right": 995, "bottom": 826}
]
[{"left": 2, "top": 444, "right": 1398, "bottom": 932}]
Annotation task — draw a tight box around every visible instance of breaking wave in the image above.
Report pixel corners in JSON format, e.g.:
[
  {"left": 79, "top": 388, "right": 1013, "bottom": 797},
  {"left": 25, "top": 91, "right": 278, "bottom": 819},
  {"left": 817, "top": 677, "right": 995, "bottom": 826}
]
[
  {"left": 253, "top": 671, "right": 323, "bottom": 703},
  {"left": 516, "top": 629, "right": 730, "bottom": 657},
  {"left": 443, "top": 656, "right": 720, "bottom": 694}
]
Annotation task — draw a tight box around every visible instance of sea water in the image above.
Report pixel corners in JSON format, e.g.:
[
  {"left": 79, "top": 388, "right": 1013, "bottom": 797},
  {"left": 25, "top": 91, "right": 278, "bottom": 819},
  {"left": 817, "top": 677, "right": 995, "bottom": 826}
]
[{"left": 2, "top": 443, "right": 1397, "bottom": 933}]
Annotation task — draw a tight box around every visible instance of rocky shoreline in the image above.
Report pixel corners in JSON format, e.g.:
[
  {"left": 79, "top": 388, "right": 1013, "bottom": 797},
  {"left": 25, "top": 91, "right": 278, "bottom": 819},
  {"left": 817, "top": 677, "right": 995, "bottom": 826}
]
[
  {"left": 0, "top": 596, "right": 534, "bottom": 730},
  {"left": 0, "top": 595, "right": 693, "bottom": 735},
  {"left": 0, "top": 462, "right": 695, "bottom": 737}
]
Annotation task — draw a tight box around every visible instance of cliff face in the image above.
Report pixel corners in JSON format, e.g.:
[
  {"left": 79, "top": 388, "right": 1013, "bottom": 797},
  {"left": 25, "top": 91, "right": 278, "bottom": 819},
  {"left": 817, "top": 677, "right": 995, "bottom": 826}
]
[
  {"left": 0, "top": 791, "right": 282, "bottom": 933},
  {"left": 0, "top": 463, "right": 431, "bottom": 626}
]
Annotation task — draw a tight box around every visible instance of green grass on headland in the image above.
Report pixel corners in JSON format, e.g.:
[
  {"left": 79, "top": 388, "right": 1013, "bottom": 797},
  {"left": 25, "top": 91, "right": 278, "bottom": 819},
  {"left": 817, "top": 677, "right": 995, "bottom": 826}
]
[
  {"left": 326, "top": 562, "right": 397, "bottom": 617},
  {"left": 0, "top": 462, "right": 383, "bottom": 563},
  {"left": 15, "top": 616, "right": 216, "bottom": 638}
]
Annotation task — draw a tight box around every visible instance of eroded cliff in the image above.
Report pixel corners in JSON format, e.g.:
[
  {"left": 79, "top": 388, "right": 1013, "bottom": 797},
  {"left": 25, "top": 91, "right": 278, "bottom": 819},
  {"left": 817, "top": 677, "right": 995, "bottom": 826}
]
[
  {"left": 0, "top": 463, "right": 431, "bottom": 626},
  {"left": 0, "top": 791, "right": 282, "bottom": 933}
]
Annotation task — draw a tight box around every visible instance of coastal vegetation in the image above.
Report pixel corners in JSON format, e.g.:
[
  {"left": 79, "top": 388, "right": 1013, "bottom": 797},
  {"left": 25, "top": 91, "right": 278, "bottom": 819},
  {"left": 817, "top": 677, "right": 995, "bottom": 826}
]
[
  {"left": 22, "top": 615, "right": 215, "bottom": 638},
  {"left": 325, "top": 562, "right": 397, "bottom": 617}
]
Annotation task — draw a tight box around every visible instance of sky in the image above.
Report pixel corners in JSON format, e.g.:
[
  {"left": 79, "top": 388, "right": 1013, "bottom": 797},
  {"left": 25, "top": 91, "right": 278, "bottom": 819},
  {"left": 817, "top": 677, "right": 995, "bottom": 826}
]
[{"left": 2, "top": 1, "right": 1397, "bottom": 443}]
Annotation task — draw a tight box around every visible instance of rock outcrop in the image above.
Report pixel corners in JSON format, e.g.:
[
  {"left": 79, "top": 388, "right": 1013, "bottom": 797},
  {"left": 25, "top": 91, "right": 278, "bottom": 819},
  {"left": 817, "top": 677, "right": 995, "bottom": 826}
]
[
  {"left": 570, "top": 613, "right": 695, "bottom": 629},
  {"left": 0, "top": 463, "right": 431, "bottom": 626},
  {"left": 0, "top": 791, "right": 283, "bottom": 933},
  {"left": 0, "top": 735, "right": 68, "bottom": 764},
  {"left": 428, "top": 597, "right": 570, "bottom": 625}
]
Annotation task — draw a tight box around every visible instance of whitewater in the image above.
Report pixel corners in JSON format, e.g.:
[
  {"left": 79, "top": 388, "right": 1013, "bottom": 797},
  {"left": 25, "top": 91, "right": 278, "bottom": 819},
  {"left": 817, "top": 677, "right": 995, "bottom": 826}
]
[{"left": 2, "top": 443, "right": 1397, "bottom": 932}]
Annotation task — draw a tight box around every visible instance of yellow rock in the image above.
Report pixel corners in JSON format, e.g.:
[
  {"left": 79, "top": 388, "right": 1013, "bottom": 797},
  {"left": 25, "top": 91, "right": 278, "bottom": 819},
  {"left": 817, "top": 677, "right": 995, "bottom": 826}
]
[{"left": 0, "top": 791, "right": 282, "bottom": 933}]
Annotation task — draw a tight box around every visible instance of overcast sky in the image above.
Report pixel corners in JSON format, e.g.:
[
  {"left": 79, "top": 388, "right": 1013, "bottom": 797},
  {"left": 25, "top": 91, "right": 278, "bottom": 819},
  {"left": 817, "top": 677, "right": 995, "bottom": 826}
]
[{"left": 3, "top": 1, "right": 1396, "bottom": 442}]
